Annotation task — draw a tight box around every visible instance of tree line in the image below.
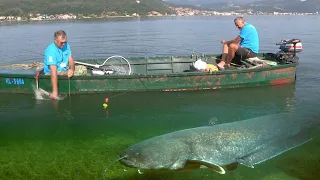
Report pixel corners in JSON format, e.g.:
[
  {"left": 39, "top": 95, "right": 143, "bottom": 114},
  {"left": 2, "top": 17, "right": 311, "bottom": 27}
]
[{"left": 0, "top": 0, "right": 175, "bottom": 17}]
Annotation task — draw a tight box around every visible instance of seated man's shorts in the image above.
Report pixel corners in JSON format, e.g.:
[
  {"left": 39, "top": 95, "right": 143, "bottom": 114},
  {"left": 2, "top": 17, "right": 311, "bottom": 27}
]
[{"left": 236, "top": 46, "right": 257, "bottom": 59}]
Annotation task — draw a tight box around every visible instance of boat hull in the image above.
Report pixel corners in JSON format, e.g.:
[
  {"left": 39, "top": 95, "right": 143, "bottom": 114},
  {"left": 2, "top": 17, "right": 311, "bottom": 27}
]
[{"left": 0, "top": 62, "right": 297, "bottom": 94}]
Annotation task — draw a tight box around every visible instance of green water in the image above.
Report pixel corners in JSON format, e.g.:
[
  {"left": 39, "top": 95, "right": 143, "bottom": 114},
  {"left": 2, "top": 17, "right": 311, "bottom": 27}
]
[
  {"left": 1, "top": 15, "right": 320, "bottom": 180},
  {"left": 0, "top": 84, "right": 319, "bottom": 180}
]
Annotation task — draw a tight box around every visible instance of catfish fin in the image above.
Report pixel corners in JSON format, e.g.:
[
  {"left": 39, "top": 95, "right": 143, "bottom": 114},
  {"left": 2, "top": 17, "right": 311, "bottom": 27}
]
[
  {"left": 183, "top": 160, "right": 201, "bottom": 169},
  {"left": 186, "top": 160, "right": 225, "bottom": 174},
  {"left": 208, "top": 117, "right": 218, "bottom": 126},
  {"left": 225, "top": 162, "right": 239, "bottom": 171},
  {"left": 238, "top": 131, "right": 312, "bottom": 168},
  {"left": 169, "top": 158, "right": 187, "bottom": 170}
]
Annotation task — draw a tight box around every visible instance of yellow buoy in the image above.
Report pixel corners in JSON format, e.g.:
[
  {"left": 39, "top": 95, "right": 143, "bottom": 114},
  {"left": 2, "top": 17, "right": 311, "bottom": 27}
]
[{"left": 103, "top": 103, "right": 108, "bottom": 108}]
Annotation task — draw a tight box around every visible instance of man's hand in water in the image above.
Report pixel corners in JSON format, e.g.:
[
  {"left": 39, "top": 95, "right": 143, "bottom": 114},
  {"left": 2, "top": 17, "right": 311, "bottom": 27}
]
[
  {"left": 68, "top": 69, "right": 74, "bottom": 78},
  {"left": 50, "top": 91, "right": 58, "bottom": 100}
]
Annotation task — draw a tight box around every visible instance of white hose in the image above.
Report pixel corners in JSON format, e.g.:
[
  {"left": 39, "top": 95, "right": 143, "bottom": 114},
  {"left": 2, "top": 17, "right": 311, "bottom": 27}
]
[{"left": 75, "top": 55, "right": 132, "bottom": 75}]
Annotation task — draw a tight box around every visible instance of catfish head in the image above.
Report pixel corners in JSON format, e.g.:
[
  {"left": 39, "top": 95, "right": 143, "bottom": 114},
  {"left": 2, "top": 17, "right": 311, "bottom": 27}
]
[{"left": 118, "top": 135, "right": 190, "bottom": 170}]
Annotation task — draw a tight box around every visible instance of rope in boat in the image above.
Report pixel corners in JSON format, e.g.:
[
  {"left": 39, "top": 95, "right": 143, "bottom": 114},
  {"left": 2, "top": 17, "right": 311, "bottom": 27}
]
[{"left": 0, "top": 62, "right": 44, "bottom": 70}]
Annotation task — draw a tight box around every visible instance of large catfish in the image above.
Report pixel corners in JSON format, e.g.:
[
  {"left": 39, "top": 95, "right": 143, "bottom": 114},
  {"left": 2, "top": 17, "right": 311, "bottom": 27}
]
[{"left": 118, "top": 113, "right": 319, "bottom": 174}]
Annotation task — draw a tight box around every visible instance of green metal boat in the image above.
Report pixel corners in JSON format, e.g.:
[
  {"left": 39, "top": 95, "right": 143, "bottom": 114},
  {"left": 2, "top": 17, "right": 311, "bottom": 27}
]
[{"left": 0, "top": 39, "right": 302, "bottom": 95}]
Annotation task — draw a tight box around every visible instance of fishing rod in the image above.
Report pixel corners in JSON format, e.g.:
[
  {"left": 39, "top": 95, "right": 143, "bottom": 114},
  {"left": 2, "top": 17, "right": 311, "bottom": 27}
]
[
  {"left": 9, "top": 49, "right": 74, "bottom": 99},
  {"left": 22, "top": 49, "right": 44, "bottom": 57},
  {"left": 18, "top": 49, "right": 132, "bottom": 75},
  {"left": 186, "top": 48, "right": 207, "bottom": 58}
]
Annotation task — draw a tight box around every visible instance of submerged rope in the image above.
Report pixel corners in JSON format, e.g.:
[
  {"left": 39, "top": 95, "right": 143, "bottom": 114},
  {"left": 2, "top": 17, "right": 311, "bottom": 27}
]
[{"left": 68, "top": 78, "right": 71, "bottom": 97}]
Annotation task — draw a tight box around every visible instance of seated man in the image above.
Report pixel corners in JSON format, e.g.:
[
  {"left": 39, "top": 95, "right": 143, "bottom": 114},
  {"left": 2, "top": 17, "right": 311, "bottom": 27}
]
[
  {"left": 43, "top": 30, "right": 86, "bottom": 99},
  {"left": 217, "top": 17, "right": 259, "bottom": 70}
]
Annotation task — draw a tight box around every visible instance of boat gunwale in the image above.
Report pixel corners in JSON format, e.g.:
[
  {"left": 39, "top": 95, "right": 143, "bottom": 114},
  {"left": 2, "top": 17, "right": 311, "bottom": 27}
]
[
  {"left": 0, "top": 51, "right": 298, "bottom": 80},
  {"left": 0, "top": 63, "right": 297, "bottom": 80}
]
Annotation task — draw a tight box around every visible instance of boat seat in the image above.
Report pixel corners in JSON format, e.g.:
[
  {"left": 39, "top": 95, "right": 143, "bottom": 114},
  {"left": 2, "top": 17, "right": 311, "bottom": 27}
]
[
  {"left": 146, "top": 57, "right": 174, "bottom": 74},
  {"left": 248, "top": 57, "right": 260, "bottom": 61},
  {"left": 147, "top": 68, "right": 173, "bottom": 71},
  {"left": 245, "top": 57, "right": 277, "bottom": 66}
]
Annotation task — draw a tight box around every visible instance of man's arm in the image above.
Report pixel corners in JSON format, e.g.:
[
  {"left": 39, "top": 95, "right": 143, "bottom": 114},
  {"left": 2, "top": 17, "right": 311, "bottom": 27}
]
[
  {"left": 50, "top": 65, "right": 58, "bottom": 98},
  {"left": 45, "top": 49, "right": 59, "bottom": 99},
  {"left": 225, "top": 36, "right": 242, "bottom": 45}
]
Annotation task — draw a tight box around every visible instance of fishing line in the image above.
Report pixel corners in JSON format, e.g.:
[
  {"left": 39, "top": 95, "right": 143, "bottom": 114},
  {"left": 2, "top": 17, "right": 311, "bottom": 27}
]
[
  {"left": 186, "top": 48, "right": 206, "bottom": 57},
  {"left": 68, "top": 78, "right": 71, "bottom": 96},
  {"left": 106, "top": 77, "right": 164, "bottom": 99}
]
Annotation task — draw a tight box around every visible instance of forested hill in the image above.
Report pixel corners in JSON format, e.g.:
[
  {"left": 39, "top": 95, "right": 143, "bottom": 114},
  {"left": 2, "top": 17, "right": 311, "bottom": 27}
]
[{"left": 0, "top": 0, "right": 175, "bottom": 17}]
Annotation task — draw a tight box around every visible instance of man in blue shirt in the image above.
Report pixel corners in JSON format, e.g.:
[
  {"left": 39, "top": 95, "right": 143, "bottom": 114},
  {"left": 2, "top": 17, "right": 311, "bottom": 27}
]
[
  {"left": 217, "top": 17, "right": 259, "bottom": 70},
  {"left": 44, "top": 30, "right": 75, "bottom": 99}
]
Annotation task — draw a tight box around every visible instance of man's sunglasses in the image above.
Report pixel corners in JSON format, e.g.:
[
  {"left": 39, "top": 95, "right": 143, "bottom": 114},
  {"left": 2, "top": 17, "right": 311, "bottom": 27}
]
[{"left": 60, "top": 41, "right": 67, "bottom": 45}]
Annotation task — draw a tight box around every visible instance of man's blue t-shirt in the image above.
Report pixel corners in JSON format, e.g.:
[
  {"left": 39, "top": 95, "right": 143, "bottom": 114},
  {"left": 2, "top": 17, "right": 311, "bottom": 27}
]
[
  {"left": 239, "top": 23, "right": 259, "bottom": 54},
  {"left": 43, "top": 42, "right": 72, "bottom": 74}
]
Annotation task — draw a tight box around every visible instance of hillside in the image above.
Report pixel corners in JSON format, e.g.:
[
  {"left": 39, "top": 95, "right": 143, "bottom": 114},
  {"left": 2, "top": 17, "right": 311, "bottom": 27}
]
[
  {"left": 0, "top": 0, "right": 175, "bottom": 17},
  {"left": 166, "top": 0, "right": 320, "bottom": 13}
]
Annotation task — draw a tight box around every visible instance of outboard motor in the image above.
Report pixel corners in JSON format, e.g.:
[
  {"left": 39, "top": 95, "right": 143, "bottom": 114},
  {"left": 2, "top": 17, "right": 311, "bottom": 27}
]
[{"left": 275, "top": 39, "right": 302, "bottom": 64}]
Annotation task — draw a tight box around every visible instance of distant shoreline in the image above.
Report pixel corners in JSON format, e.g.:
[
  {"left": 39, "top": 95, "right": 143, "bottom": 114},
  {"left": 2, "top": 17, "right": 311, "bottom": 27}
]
[{"left": 0, "top": 13, "right": 319, "bottom": 23}]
